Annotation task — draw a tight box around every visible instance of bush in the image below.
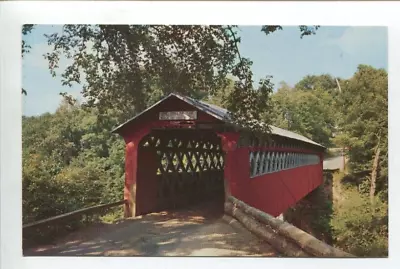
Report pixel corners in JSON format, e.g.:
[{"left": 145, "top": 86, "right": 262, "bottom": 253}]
[
  {"left": 331, "top": 186, "right": 388, "bottom": 257},
  {"left": 22, "top": 106, "right": 126, "bottom": 246}
]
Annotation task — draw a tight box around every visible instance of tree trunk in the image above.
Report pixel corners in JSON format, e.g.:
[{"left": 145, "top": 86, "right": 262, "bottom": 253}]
[{"left": 370, "top": 143, "right": 381, "bottom": 205}]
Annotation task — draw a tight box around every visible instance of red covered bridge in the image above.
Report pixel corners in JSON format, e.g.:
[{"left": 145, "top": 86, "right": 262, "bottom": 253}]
[
  {"left": 25, "top": 93, "right": 355, "bottom": 257},
  {"left": 112, "top": 93, "right": 325, "bottom": 219}
]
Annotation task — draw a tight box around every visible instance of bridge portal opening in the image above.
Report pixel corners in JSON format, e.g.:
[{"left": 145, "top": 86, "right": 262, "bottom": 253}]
[
  {"left": 135, "top": 129, "right": 225, "bottom": 217},
  {"left": 114, "top": 93, "right": 325, "bottom": 220}
]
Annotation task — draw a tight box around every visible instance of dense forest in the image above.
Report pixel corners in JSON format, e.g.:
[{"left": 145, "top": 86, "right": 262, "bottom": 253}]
[{"left": 22, "top": 25, "right": 388, "bottom": 256}]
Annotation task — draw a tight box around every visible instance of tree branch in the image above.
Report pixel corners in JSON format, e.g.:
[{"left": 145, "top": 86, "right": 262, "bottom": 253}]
[{"left": 227, "top": 26, "right": 247, "bottom": 79}]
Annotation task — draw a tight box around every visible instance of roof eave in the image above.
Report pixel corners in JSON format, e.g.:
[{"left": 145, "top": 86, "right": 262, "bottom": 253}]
[
  {"left": 111, "top": 93, "right": 326, "bottom": 150},
  {"left": 111, "top": 93, "right": 177, "bottom": 134},
  {"left": 111, "top": 93, "right": 227, "bottom": 134}
]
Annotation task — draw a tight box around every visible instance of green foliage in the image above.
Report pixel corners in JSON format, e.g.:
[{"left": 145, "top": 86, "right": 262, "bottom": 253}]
[
  {"left": 100, "top": 208, "right": 124, "bottom": 224},
  {"left": 22, "top": 102, "right": 125, "bottom": 227},
  {"left": 309, "top": 195, "right": 333, "bottom": 240},
  {"left": 21, "top": 24, "right": 35, "bottom": 95},
  {"left": 331, "top": 183, "right": 388, "bottom": 257},
  {"left": 329, "top": 66, "right": 389, "bottom": 257},
  {"left": 45, "top": 25, "right": 237, "bottom": 116},
  {"left": 22, "top": 24, "right": 35, "bottom": 56},
  {"left": 335, "top": 65, "right": 388, "bottom": 196},
  {"left": 294, "top": 74, "right": 338, "bottom": 93},
  {"left": 274, "top": 67, "right": 388, "bottom": 257},
  {"left": 203, "top": 79, "right": 235, "bottom": 108},
  {"left": 261, "top": 25, "right": 320, "bottom": 38},
  {"left": 270, "top": 79, "right": 337, "bottom": 146},
  {"left": 284, "top": 178, "right": 334, "bottom": 244},
  {"left": 41, "top": 24, "right": 318, "bottom": 132}
]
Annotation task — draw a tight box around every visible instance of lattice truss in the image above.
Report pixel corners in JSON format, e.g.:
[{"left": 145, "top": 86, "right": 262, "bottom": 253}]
[
  {"left": 139, "top": 131, "right": 225, "bottom": 209},
  {"left": 249, "top": 151, "right": 320, "bottom": 178},
  {"left": 140, "top": 131, "right": 224, "bottom": 174}
]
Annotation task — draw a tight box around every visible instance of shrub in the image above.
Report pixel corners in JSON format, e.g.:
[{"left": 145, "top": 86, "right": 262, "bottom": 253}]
[{"left": 331, "top": 186, "right": 388, "bottom": 257}]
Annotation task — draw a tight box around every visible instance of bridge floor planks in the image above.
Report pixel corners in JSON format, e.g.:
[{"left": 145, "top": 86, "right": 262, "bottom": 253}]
[{"left": 24, "top": 199, "right": 279, "bottom": 257}]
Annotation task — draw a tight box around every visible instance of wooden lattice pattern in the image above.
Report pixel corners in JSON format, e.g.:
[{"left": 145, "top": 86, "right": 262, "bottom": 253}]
[
  {"left": 139, "top": 131, "right": 225, "bottom": 209},
  {"left": 249, "top": 151, "right": 320, "bottom": 178},
  {"left": 140, "top": 132, "right": 224, "bottom": 173}
]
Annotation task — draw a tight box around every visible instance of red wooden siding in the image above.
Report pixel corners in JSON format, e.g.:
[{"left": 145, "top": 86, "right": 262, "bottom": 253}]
[
  {"left": 118, "top": 95, "right": 325, "bottom": 218},
  {"left": 220, "top": 135, "right": 323, "bottom": 217}
]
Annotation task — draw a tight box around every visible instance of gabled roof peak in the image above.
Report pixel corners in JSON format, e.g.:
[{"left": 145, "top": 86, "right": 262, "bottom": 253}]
[{"left": 112, "top": 92, "right": 325, "bottom": 149}]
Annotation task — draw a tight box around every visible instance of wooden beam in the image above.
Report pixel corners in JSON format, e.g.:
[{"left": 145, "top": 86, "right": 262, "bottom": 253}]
[
  {"left": 23, "top": 200, "right": 127, "bottom": 230},
  {"left": 227, "top": 196, "right": 354, "bottom": 257},
  {"left": 224, "top": 202, "right": 308, "bottom": 257}
]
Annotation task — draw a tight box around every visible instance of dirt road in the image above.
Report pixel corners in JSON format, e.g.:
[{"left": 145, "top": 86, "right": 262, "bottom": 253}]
[
  {"left": 323, "top": 155, "right": 345, "bottom": 171},
  {"left": 24, "top": 200, "right": 279, "bottom": 257}
]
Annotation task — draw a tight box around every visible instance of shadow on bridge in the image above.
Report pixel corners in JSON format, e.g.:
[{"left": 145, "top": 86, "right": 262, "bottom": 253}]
[{"left": 24, "top": 197, "right": 278, "bottom": 257}]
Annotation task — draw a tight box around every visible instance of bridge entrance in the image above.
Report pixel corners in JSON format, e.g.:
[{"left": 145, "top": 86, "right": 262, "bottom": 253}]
[
  {"left": 135, "top": 129, "right": 225, "bottom": 216},
  {"left": 114, "top": 93, "right": 325, "bottom": 219}
]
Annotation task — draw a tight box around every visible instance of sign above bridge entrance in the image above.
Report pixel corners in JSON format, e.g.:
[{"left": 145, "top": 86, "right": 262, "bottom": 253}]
[{"left": 159, "top": 111, "right": 197, "bottom": 121}]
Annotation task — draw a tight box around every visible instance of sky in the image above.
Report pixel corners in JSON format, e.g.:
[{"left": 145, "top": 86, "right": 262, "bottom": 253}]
[{"left": 22, "top": 25, "right": 388, "bottom": 116}]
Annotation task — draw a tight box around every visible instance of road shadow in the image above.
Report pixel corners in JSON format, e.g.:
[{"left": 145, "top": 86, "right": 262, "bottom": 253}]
[{"left": 24, "top": 198, "right": 277, "bottom": 257}]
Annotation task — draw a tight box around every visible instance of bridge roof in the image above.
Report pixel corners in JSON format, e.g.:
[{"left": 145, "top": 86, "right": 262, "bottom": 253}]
[{"left": 112, "top": 93, "right": 325, "bottom": 149}]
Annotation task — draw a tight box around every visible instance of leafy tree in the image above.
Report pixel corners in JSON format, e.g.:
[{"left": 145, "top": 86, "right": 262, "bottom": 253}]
[
  {"left": 41, "top": 24, "right": 318, "bottom": 132},
  {"left": 21, "top": 24, "right": 35, "bottom": 95},
  {"left": 270, "top": 81, "right": 336, "bottom": 146},
  {"left": 22, "top": 24, "right": 35, "bottom": 56},
  {"left": 203, "top": 78, "right": 235, "bottom": 108},
  {"left": 329, "top": 66, "right": 388, "bottom": 257},
  {"left": 261, "top": 25, "right": 319, "bottom": 38},
  {"left": 22, "top": 101, "right": 127, "bottom": 226},
  {"left": 331, "top": 181, "right": 388, "bottom": 257},
  {"left": 335, "top": 65, "right": 388, "bottom": 199},
  {"left": 295, "top": 74, "right": 338, "bottom": 93}
]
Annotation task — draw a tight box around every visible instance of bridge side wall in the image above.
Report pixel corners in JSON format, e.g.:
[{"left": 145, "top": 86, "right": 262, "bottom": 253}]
[
  {"left": 242, "top": 163, "right": 323, "bottom": 217},
  {"left": 220, "top": 135, "right": 324, "bottom": 217}
]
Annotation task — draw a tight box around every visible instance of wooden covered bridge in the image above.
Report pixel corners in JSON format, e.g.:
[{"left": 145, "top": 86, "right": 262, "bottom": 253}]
[
  {"left": 112, "top": 93, "right": 325, "bottom": 219},
  {"left": 24, "top": 93, "right": 353, "bottom": 257}
]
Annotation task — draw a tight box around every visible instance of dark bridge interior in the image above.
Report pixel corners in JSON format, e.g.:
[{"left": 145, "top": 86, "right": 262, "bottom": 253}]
[{"left": 136, "top": 129, "right": 225, "bottom": 216}]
